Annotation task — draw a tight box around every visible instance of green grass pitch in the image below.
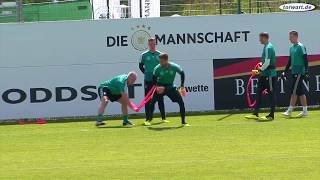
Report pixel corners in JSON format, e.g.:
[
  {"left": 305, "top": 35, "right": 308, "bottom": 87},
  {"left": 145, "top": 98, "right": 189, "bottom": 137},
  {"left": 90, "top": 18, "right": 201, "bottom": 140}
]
[{"left": 1, "top": 111, "right": 320, "bottom": 179}]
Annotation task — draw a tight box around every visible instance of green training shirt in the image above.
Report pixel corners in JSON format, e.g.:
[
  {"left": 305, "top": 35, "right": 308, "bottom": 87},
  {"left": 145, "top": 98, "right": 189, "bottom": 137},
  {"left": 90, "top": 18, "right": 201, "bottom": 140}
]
[
  {"left": 140, "top": 50, "right": 161, "bottom": 81},
  {"left": 99, "top": 74, "right": 128, "bottom": 95},
  {"left": 261, "top": 42, "right": 276, "bottom": 77},
  {"left": 290, "top": 42, "right": 307, "bottom": 75},
  {"left": 153, "top": 62, "right": 183, "bottom": 86}
]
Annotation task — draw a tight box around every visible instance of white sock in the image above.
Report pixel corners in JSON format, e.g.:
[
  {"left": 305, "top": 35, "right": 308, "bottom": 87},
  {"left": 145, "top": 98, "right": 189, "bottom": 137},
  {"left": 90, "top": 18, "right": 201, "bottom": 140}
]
[
  {"left": 303, "top": 106, "right": 307, "bottom": 113},
  {"left": 288, "top": 106, "right": 293, "bottom": 112}
]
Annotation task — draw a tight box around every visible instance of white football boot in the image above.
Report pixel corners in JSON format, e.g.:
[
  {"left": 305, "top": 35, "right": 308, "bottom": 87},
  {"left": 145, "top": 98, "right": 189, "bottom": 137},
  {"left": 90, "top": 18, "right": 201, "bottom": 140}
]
[
  {"left": 281, "top": 110, "right": 292, "bottom": 117},
  {"left": 296, "top": 111, "right": 308, "bottom": 118}
]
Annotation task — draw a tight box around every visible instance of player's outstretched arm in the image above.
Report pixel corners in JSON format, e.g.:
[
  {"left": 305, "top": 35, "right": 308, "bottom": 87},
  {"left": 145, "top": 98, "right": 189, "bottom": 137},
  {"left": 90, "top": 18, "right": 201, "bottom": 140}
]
[{"left": 120, "top": 92, "right": 129, "bottom": 114}]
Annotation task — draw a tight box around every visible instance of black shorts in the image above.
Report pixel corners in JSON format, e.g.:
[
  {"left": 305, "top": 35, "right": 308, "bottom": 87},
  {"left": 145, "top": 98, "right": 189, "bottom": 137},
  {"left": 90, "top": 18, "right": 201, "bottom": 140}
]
[
  {"left": 155, "top": 86, "right": 182, "bottom": 103},
  {"left": 291, "top": 74, "right": 307, "bottom": 96},
  {"left": 98, "top": 87, "right": 122, "bottom": 102},
  {"left": 258, "top": 76, "right": 276, "bottom": 93}
]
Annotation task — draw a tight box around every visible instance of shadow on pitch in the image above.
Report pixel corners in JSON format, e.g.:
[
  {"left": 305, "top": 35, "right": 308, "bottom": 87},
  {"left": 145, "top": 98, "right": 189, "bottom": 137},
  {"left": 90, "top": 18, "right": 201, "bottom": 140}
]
[
  {"left": 216, "top": 114, "right": 233, "bottom": 121},
  {"left": 281, "top": 114, "right": 305, "bottom": 120},
  {"left": 97, "top": 125, "right": 127, "bottom": 129},
  {"left": 255, "top": 119, "right": 274, "bottom": 123},
  {"left": 147, "top": 126, "right": 184, "bottom": 131},
  {"left": 150, "top": 121, "right": 165, "bottom": 126}
]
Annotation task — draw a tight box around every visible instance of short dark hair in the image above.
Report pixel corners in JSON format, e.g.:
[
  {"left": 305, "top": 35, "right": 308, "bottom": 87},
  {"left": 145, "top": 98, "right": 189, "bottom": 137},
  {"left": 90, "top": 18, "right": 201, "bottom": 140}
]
[
  {"left": 259, "top": 32, "right": 269, "bottom": 39},
  {"left": 148, "top": 37, "right": 156, "bottom": 42},
  {"left": 290, "top": 31, "right": 298, "bottom": 37},
  {"left": 159, "top": 53, "right": 168, "bottom": 60}
]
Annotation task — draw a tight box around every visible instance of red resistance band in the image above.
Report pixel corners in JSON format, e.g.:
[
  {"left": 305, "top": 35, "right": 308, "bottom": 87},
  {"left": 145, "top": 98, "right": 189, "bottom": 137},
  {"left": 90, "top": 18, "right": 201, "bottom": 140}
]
[
  {"left": 128, "top": 86, "right": 187, "bottom": 112},
  {"left": 246, "top": 63, "right": 267, "bottom": 108},
  {"left": 128, "top": 85, "right": 156, "bottom": 112}
]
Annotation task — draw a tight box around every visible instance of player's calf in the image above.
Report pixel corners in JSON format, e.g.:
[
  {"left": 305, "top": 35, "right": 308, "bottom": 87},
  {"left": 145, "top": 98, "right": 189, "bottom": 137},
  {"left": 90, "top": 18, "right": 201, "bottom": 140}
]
[
  {"left": 118, "top": 94, "right": 135, "bottom": 127},
  {"left": 96, "top": 96, "right": 109, "bottom": 126}
]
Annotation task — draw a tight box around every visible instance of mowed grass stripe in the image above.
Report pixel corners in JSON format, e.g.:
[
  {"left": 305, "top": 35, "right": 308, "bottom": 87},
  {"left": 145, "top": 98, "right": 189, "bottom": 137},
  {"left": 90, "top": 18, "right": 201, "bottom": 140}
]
[{"left": 0, "top": 111, "right": 319, "bottom": 179}]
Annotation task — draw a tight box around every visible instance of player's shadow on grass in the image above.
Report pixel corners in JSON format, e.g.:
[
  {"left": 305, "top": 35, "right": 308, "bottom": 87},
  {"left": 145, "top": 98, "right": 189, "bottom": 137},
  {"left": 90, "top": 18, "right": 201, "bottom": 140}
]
[
  {"left": 216, "top": 114, "right": 233, "bottom": 121},
  {"left": 255, "top": 119, "right": 274, "bottom": 122},
  {"left": 149, "top": 122, "right": 164, "bottom": 126},
  {"left": 147, "top": 126, "right": 184, "bottom": 131},
  {"left": 283, "top": 116, "right": 304, "bottom": 120},
  {"left": 97, "top": 126, "right": 126, "bottom": 129}
]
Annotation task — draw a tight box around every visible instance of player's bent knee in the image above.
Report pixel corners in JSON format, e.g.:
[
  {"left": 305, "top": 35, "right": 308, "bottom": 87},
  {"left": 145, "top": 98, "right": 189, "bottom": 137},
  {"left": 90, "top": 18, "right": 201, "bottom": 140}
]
[{"left": 101, "top": 96, "right": 109, "bottom": 103}]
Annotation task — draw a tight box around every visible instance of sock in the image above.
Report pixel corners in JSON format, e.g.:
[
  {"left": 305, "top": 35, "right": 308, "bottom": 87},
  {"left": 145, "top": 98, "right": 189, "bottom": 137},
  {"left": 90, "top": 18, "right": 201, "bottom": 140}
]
[
  {"left": 123, "top": 115, "right": 129, "bottom": 123},
  {"left": 96, "top": 114, "right": 103, "bottom": 122},
  {"left": 288, "top": 106, "right": 293, "bottom": 112},
  {"left": 303, "top": 106, "right": 307, "bottom": 113},
  {"left": 181, "top": 112, "right": 186, "bottom": 124}
]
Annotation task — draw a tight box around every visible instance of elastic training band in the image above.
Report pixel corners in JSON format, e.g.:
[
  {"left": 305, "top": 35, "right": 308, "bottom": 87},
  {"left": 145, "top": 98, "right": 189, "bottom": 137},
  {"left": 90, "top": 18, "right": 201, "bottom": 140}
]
[
  {"left": 128, "top": 85, "right": 156, "bottom": 112},
  {"left": 246, "top": 63, "right": 267, "bottom": 108}
]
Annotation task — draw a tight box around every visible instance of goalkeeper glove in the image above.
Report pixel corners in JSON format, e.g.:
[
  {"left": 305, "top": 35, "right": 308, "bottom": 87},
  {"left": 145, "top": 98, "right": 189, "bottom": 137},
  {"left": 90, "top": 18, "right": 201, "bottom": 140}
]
[
  {"left": 278, "top": 72, "right": 287, "bottom": 81},
  {"left": 305, "top": 72, "right": 310, "bottom": 81}
]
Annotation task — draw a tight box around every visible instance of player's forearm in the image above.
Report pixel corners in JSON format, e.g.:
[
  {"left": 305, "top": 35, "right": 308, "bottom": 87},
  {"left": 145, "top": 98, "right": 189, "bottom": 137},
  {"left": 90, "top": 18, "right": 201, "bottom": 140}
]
[
  {"left": 139, "top": 63, "right": 145, "bottom": 73},
  {"left": 303, "top": 54, "right": 309, "bottom": 73},
  {"left": 260, "top": 59, "right": 270, "bottom": 71},
  {"left": 180, "top": 71, "right": 185, "bottom": 87}
]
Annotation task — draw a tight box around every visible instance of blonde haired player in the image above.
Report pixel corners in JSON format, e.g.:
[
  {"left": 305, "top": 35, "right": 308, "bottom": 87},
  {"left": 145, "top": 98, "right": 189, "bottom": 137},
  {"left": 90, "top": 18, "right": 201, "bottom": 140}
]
[{"left": 281, "top": 31, "right": 309, "bottom": 117}]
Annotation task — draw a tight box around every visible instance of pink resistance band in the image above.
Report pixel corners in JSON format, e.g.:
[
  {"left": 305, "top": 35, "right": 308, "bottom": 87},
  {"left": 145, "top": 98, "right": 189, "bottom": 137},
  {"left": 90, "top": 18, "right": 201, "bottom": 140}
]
[
  {"left": 128, "top": 86, "right": 187, "bottom": 112},
  {"left": 128, "top": 85, "right": 156, "bottom": 112},
  {"left": 246, "top": 63, "right": 267, "bottom": 108}
]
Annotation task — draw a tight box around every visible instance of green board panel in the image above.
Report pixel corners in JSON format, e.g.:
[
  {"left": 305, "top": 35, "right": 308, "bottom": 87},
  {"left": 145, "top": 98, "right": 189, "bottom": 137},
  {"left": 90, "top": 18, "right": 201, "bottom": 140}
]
[{"left": 0, "top": 0, "right": 92, "bottom": 23}]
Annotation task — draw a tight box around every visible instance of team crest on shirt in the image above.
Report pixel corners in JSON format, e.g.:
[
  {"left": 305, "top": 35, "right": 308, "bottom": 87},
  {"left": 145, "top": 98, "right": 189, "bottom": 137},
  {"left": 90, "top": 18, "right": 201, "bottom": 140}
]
[{"left": 169, "top": 71, "right": 174, "bottom": 75}]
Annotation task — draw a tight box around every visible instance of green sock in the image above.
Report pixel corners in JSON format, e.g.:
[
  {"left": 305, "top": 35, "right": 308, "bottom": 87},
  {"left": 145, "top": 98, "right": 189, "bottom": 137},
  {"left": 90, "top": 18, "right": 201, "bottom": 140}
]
[
  {"left": 96, "top": 115, "right": 103, "bottom": 122},
  {"left": 123, "top": 115, "right": 128, "bottom": 123}
]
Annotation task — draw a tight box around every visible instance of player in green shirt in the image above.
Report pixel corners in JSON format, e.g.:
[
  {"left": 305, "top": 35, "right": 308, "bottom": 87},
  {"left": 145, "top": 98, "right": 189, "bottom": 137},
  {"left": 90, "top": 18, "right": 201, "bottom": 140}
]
[
  {"left": 139, "top": 38, "right": 166, "bottom": 123},
  {"left": 281, "top": 31, "right": 309, "bottom": 117},
  {"left": 245, "top": 32, "right": 277, "bottom": 121},
  {"left": 96, "top": 72, "right": 137, "bottom": 127},
  {"left": 144, "top": 53, "right": 190, "bottom": 126}
]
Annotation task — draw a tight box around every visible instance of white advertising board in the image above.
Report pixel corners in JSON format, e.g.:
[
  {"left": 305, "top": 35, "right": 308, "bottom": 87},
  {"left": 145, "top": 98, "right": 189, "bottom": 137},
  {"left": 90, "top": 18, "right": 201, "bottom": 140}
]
[{"left": 0, "top": 11, "right": 319, "bottom": 120}]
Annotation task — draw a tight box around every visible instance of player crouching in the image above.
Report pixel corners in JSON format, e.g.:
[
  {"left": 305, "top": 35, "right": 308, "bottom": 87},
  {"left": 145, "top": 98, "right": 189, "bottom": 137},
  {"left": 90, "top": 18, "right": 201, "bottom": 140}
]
[
  {"left": 96, "top": 72, "right": 137, "bottom": 127},
  {"left": 145, "top": 53, "right": 190, "bottom": 127}
]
